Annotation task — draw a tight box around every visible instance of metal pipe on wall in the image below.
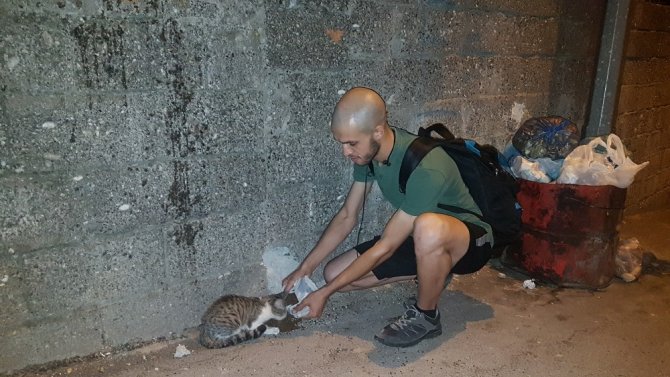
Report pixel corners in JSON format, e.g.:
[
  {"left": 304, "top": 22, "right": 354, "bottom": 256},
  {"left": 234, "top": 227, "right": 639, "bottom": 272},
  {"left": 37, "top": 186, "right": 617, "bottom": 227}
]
[{"left": 586, "top": 0, "right": 632, "bottom": 137}]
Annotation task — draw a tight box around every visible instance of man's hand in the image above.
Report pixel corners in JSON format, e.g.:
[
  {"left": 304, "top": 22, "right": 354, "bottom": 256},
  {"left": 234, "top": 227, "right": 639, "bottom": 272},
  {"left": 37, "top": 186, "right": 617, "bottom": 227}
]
[
  {"left": 282, "top": 266, "right": 311, "bottom": 293},
  {"left": 293, "top": 288, "right": 330, "bottom": 319}
]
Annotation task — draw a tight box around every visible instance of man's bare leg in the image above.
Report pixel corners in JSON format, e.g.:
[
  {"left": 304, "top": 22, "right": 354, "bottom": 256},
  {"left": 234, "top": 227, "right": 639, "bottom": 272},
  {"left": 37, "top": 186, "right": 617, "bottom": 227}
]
[
  {"left": 413, "top": 213, "right": 470, "bottom": 311},
  {"left": 374, "top": 213, "right": 471, "bottom": 348},
  {"left": 323, "top": 249, "right": 415, "bottom": 292}
]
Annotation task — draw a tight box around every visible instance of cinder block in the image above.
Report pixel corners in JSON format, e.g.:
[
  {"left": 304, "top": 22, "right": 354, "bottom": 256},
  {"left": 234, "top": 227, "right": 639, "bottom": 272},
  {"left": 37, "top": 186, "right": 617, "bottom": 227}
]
[
  {"left": 19, "top": 230, "right": 164, "bottom": 314},
  {"left": 122, "top": 18, "right": 264, "bottom": 91},
  {"left": 97, "top": 290, "right": 174, "bottom": 346},
  {"left": 268, "top": 132, "right": 345, "bottom": 184},
  {"left": 269, "top": 71, "right": 353, "bottom": 134},
  {"left": 0, "top": 173, "right": 92, "bottom": 250},
  {"left": 1, "top": 163, "right": 174, "bottom": 249},
  {"left": 345, "top": 2, "right": 395, "bottom": 58},
  {"left": 180, "top": 89, "right": 266, "bottom": 156},
  {"left": 2, "top": 93, "right": 159, "bottom": 171},
  {"left": 265, "top": 1, "right": 349, "bottom": 68},
  {"left": 631, "top": 1, "right": 670, "bottom": 32},
  {"left": 442, "top": 0, "right": 560, "bottom": 17},
  {"left": 626, "top": 30, "right": 670, "bottom": 59},
  {"left": 0, "top": 254, "right": 29, "bottom": 329},
  {"left": 376, "top": 59, "right": 444, "bottom": 112},
  {"left": 127, "top": 89, "right": 267, "bottom": 160},
  {"left": 265, "top": 182, "right": 323, "bottom": 257},
  {"left": 422, "top": 11, "right": 559, "bottom": 56},
  {"left": 68, "top": 163, "right": 172, "bottom": 234},
  {"left": 1, "top": 87, "right": 266, "bottom": 172},
  {"left": 621, "top": 59, "right": 670, "bottom": 86},
  {"left": 154, "top": 156, "right": 266, "bottom": 221},
  {"left": 619, "top": 83, "right": 670, "bottom": 113},
  {"left": 162, "top": 211, "right": 267, "bottom": 281},
  {"left": 0, "top": 12, "right": 79, "bottom": 92},
  {"left": 440, "top": 56, "right": 556, "bottom": 98},
  {"left": 662, "top": 148, "right": 670, "bottom": 167}
]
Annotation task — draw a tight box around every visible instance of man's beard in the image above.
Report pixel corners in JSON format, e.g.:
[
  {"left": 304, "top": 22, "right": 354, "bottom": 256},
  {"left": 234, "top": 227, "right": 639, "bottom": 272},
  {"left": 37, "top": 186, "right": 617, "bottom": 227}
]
[{"left": 357, "top": 138, "right": 381, "bottom": 165}]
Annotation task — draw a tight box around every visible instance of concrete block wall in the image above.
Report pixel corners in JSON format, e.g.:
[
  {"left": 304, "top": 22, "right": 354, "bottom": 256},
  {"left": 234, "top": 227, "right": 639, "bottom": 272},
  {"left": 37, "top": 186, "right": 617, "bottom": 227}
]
[
  {"left": 614, "top": 0, "right": 670, "bottom": 213},
  {"left": 0, "top": 0, "right": 605, "bottom": 372}
]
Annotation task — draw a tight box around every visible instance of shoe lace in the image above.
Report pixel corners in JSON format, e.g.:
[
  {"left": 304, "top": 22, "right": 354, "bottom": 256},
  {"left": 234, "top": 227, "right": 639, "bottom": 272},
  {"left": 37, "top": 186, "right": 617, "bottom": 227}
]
[{"left": 390, "top": 309, "right": 418, "bottom": 330}]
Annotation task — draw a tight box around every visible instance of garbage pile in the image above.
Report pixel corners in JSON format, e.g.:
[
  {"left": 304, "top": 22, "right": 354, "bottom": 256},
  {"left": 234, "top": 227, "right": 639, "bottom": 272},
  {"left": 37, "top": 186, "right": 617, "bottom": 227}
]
[{"left": 504, "top": 116, "right": 649, "bottom": 188}]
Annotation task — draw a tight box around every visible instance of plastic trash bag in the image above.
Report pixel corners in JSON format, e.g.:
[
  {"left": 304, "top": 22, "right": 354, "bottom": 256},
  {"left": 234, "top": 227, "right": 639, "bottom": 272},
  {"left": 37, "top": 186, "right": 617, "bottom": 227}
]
[
  {"left": 511, "top": 156, "right": 551, "bottom": 183},
  {"left": 512, "top": 116, "right": 580, "bottom": 160},
  {"left": 514, "top": 156, "right": 565, "bottom": 182},
  {"left": 556, "top": 134, "right": 648, "bottom": 188}
]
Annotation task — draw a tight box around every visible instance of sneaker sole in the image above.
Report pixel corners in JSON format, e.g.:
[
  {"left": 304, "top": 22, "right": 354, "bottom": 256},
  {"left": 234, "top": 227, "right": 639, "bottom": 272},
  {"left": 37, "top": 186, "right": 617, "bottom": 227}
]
[{"left": 374, "top": 326, "right": 443, "bottom": 348}]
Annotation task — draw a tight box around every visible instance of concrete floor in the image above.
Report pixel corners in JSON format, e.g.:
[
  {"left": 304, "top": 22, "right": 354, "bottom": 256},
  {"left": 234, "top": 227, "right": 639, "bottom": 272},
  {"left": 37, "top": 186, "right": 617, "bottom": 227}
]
[{"left": 9, "top": 209, "right": 670, "bottom": 377}]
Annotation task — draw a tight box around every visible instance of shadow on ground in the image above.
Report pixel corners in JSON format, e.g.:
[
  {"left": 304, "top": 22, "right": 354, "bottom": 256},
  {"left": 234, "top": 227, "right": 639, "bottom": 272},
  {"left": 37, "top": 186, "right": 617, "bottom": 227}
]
[{"left": 273, "top": 281, "right": 493, "bottom": 368}]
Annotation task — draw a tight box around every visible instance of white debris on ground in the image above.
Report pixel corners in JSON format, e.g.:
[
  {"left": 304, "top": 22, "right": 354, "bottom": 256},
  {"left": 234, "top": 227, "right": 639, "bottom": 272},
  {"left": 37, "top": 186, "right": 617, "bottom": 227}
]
[
  {"left": 263, "top": 327, "right": 280, "bottom": 336},
  {"left": 522, "top": 279, "right": 536, "bottom": 289},
  {"left": 262, "top": 246, "right": 300, "bottom": 293},
  {"left": 174, "top": 344, "right": 191, "bottom": 358}
]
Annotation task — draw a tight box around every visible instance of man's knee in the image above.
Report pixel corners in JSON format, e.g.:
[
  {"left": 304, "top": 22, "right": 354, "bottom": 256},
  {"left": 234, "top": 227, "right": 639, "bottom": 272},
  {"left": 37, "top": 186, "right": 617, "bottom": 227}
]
[
  {"left": 413, "top": 213, "right": 466, "bottom": 255},
  {"left": 413, "top": 213, "right": 446, "bottom": 246},
  {"left": 323, "top": 260, "right": 338, "bottom": 284}
]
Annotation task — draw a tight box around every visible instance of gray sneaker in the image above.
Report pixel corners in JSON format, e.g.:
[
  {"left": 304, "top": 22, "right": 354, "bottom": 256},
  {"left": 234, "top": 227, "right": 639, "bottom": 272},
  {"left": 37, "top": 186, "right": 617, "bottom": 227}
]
[{"left": 375, "top": 305, "right": 442, "bottom": 347}]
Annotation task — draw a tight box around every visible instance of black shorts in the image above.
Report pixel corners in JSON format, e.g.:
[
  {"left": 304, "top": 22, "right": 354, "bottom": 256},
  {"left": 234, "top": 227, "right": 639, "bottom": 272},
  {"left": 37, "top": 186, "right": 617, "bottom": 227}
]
[{"left": 354, "top": 222, "right": 492, "bottom": 278}]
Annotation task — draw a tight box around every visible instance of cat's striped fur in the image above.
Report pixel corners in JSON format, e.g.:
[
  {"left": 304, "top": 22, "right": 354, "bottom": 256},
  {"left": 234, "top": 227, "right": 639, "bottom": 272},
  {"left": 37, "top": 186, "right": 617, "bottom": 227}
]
[{"left": 199, "top": 293, "right": 287, "bottom": 348}]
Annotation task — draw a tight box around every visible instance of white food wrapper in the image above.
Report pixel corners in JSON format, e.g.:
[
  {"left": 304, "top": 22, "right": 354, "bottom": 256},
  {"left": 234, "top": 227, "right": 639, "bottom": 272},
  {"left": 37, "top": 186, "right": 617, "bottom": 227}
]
[
  {"left": 263, "top": 326, "right": 280, "bottom": 336},
  {"left": 522, "top": 279, "right": 536, "bottom": 289},
  {"left": 287, "top": 276, "right": 318, "bottom": 318},
  {"left": 174, "top": 344, "right": 191, "bottom": 358}
]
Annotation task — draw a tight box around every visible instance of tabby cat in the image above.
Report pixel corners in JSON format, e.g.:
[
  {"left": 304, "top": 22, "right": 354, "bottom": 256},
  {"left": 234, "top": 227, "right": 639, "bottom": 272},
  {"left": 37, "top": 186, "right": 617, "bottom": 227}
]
[{"left": 199, "top": 293, "right": 287, "bottom": 348}]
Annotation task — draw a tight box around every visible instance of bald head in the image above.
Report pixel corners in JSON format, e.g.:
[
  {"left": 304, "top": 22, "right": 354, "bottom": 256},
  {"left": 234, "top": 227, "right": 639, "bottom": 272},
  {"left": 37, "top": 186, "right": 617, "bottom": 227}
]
[{"left": 331, "top": 87, "right": 387, "bottom": 133}]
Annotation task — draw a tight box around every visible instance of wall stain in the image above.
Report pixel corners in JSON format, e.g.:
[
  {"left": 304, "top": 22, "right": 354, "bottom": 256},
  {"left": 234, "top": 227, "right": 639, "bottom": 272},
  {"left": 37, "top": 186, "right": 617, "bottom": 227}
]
[
  {"left": 159, "top": 18, "right": 204, "bottom": 248},
  {"left": 102, "top": 0, "right": 161, "bottom": 15},
  {"left": 164, "top": 160, "right": 202, "bottom": 218},
  {"left": 71, "top": 19, "right": 128, "bottom": 109},
  {"left": 172, "top": 222, "right": 203, "bottom": 247},
  {"left": 161, "top": 18, "right": 197, "bottom": 159}
]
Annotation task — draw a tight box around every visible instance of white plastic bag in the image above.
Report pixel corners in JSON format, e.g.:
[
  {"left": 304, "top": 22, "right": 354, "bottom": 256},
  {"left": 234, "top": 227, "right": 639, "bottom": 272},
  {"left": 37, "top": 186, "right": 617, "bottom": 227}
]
[
  {"left": 556, "top": 134, "right": 648, "bottom": 188},
  {"left": 286, "top": 276, "right": 318, "bottom": 318},
  {"left": 511, "top": 156, "right": 551, "bottom": 183}
]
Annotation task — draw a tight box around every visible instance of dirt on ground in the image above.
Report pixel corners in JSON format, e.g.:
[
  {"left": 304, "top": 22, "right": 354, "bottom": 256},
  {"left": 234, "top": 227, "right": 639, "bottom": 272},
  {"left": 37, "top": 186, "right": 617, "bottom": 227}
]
[{"left": 8, "top": 210, "right": 670, "bottom": 377}]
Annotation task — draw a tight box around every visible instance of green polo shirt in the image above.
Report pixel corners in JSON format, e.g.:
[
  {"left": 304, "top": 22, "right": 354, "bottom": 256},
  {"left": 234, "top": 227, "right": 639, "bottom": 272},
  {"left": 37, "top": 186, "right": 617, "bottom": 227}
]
[{"left": 353, "top": 128, "right": 493, "bottom": 245}]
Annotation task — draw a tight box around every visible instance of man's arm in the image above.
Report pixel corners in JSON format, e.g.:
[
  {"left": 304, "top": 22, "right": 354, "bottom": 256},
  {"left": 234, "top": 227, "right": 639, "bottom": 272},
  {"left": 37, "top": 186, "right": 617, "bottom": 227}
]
[
  {"left": 295, "top": 208, "right": 416, "bottom": 317},
  {"left": 282, "top": 180, "right": 372, "bottom": 292}
]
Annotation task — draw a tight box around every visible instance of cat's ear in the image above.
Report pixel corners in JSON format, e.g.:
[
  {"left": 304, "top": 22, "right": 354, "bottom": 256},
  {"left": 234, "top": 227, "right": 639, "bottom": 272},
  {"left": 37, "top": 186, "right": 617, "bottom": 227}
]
[{"left": 272, "top": 291, "right": 288, "bottom": 301}]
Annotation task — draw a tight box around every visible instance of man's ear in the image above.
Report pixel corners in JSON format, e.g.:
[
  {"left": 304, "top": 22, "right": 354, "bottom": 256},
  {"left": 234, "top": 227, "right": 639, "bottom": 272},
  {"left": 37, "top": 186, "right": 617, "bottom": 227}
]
[{"left": 372, "top": 123, "right": 385, "bottom": 141}]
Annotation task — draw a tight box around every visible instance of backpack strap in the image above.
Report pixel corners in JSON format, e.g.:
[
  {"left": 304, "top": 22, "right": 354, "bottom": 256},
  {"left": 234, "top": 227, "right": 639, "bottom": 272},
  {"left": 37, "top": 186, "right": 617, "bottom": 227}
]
[
  {"left": 399, "top": 137, "right": 479, "bottom": 218},
  {"left": 399, "top": 136, "right": 442, "bottom": 194},
  {"left": 437, "top": 203, "right": 484, "bottom": 220},
  {"left": 417, "top": 123, "right": 456, "bottom": 141}
]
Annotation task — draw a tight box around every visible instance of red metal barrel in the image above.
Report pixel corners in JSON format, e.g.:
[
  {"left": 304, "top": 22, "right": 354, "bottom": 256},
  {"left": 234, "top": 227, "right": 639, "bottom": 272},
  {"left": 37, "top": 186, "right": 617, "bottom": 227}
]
[{"left": 503, "top": 179, "right": 627, "bottom": 289}]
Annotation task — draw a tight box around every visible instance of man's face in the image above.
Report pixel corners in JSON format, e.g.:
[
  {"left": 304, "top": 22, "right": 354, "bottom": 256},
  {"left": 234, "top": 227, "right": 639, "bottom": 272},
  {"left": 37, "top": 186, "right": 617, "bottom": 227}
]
[{"left": 332, "top": 127, "right": 380, "bottom": 166}]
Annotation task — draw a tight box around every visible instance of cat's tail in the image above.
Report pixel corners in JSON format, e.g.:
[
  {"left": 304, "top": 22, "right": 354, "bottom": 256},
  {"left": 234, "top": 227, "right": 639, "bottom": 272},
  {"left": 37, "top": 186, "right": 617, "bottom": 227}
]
[{"left": 199, "top": 324, "right": 267, "bottom": 349}]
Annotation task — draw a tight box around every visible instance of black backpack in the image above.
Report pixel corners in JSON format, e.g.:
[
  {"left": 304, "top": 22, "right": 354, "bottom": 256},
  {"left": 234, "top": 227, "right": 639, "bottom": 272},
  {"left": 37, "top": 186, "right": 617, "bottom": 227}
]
[{"left": 399, "top": 124, "right": 522, "bottom": 255}]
